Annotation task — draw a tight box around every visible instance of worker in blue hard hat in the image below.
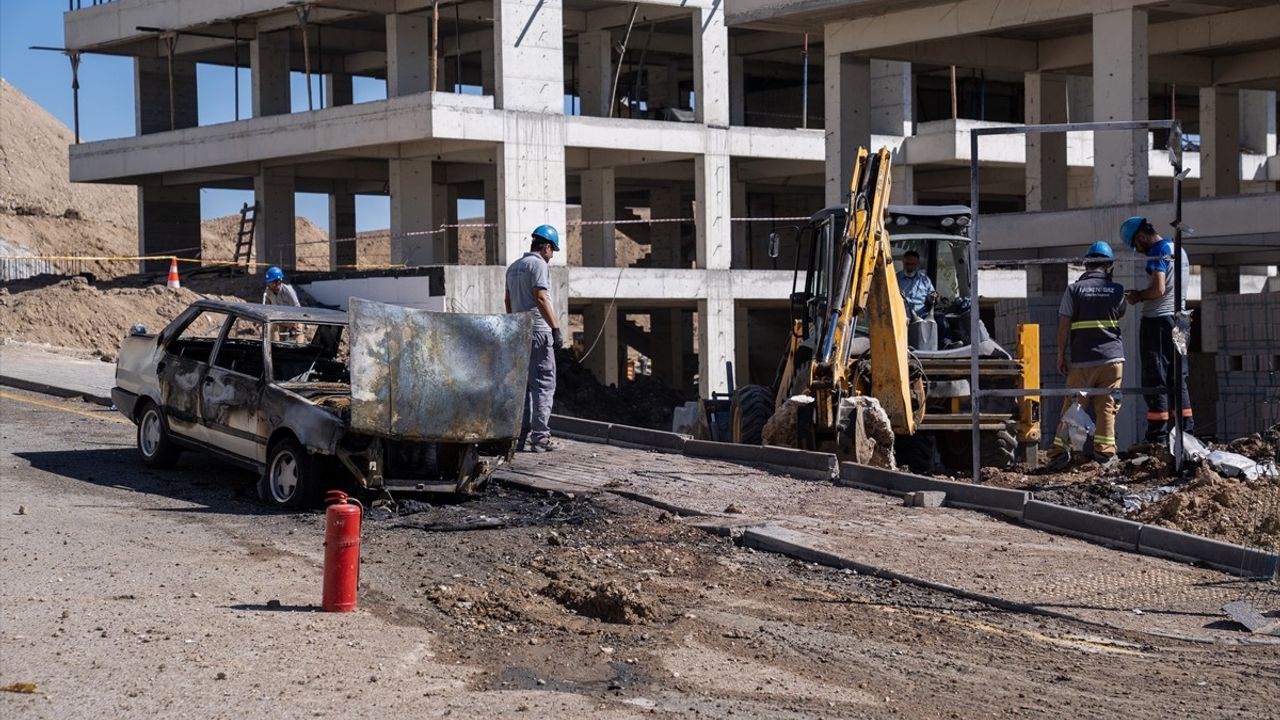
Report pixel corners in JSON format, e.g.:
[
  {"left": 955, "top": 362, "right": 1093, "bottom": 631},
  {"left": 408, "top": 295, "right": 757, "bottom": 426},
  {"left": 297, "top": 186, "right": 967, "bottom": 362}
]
[
  {"left": 262, "top": 266, "right": 300, "bottom": 307},
  {"left": 1047, "top": 241, "right": 1127, "bottom": 470},
  {"left": 505, "top": 224, "right": 563, "bottom": 453},
  {"left": 1119, "top": 216, "right": 1193, "bottom": 444}
]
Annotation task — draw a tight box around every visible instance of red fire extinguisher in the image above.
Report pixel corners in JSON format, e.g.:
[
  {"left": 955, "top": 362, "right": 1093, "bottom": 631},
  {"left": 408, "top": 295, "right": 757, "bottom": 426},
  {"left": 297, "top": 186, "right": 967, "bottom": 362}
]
[{"left": 323, "top": 490, "right": 362, "bottom": 612}]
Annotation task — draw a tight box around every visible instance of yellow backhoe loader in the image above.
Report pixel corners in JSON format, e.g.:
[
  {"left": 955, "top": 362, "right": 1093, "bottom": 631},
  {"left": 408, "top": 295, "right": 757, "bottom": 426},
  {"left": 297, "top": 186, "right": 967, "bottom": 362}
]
[{"left": 728, "top": 147, "right": 1040, "bottom": 471}]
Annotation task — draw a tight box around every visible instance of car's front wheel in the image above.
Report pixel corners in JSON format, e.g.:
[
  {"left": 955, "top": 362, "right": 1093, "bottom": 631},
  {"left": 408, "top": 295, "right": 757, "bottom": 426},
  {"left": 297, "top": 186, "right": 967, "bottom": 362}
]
[
  {"left": 137, "top": 402, "right": 181, "bottom": 469},
  {"left": 258, "top": 437, "right": 318, "bottom": 509}
]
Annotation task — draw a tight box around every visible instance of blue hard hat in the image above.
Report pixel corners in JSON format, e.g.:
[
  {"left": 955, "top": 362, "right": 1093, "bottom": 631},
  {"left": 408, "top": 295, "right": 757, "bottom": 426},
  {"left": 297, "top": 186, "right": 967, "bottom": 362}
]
[
  {"left": 265, "top": 266, "right": 284, "bottom": 283},
  {"left": 531, "top": 224, "right": 561, "bottom": 251},
  {"left": 1119, "top": 216, "right": 1148, "bottom": 250},
  {"left": 1085, "top": 241, "right": 1114, "bottom": 260}
]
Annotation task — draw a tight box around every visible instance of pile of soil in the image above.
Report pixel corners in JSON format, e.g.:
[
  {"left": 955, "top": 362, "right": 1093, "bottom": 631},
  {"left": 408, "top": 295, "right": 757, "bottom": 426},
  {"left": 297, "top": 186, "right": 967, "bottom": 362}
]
[
  {"left": 553, "top": 347, "right": 688, "bottom": 430},
  {"left": 0, "top": 273, "right": 266, "bottom": 359},
  {"left": 977, "top": 428, "right": 1280, "bottom": 551}
]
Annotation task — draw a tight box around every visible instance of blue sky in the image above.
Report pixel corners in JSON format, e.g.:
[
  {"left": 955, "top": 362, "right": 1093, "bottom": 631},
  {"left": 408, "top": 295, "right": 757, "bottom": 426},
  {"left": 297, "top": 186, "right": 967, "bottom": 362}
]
[{"left": 0, "top": 3, "right": 398, "bottom": 232}]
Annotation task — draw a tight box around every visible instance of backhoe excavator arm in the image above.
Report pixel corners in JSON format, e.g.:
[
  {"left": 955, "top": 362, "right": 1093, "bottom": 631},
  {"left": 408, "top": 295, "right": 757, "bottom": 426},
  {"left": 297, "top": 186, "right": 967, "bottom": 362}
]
[{"left": 811, "top": 147, "right": 916, "bottom": 434}]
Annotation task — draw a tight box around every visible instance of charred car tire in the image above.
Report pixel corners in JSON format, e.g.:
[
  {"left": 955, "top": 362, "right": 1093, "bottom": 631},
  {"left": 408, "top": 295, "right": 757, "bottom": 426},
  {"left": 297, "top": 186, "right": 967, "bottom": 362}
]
[
  {"left": 137, "top": 402, "right": 181, "bottom": 469},
  {"left": 730, "top": 384, "right": 775, "bottom": 445},
  {"left": 259, "top": 438, "right": 320, "bottom": 509}
]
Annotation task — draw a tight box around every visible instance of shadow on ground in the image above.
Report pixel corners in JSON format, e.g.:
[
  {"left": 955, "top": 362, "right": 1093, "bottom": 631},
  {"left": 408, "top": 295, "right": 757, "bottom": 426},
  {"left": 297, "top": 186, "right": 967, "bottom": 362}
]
[{"left": 15, "top": 447, "right": 269, "bottom": 515}]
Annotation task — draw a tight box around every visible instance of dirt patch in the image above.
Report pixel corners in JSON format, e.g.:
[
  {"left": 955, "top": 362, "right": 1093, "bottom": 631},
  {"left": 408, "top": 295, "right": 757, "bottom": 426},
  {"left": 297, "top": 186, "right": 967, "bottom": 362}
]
[
  {"left": 1135, "top": 472, "right": 1280, "bottom": 552},
  {"left": 540, "top": 578, "right": 659, "bottom": 625}
]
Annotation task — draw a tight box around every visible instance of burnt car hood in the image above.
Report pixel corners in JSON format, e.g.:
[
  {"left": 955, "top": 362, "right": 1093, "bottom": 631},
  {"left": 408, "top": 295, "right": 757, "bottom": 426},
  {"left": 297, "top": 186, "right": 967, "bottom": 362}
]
[{"left": 348, "top": 297, "right": 534, "bottom": 443}]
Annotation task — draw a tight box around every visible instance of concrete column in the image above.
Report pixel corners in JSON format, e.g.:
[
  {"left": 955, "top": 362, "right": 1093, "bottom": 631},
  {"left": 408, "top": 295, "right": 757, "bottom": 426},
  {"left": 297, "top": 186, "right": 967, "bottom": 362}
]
[
  {"left": 1092, "top": 8, "right": 1148, "bottom": 205},
  {"left": 250, "top": 30, "right": 291, "bottom": 117},
  {"left": 696, "top": 129, "right": 732, "bottom": 270},
  {"left": 823, "top": 46, "right": 870, "bottom": 207},
  {"left": 134, "top": 57, "right": 197, "bottom": 135},
  {"left": 576, "top": 31, "right": 612, "bottom": 117},
  {"left": 1025, "top": 71, "right": 1069, "bottom": 212},
  {"left": 728, "top": 39, "right": 745, "bottom": 126},
  {"left": 730, "top": 180, "right": 748, "bottom": 268},
  {"left": 432, "top": 183, "right": 452, "bottom": 263},
  {"left": 138, "top": 186, "right": 200, "bottom": 272},
  {"left": 870, "top": 60, "right": 911, "bottom": 136},
  {"left": 389, "top": 157, "right": 436, "bottom": 265},
  {"left": 649, "top": 187, "right": 683, "bottom": 268},
  {"left": 698, "top": 284, "right": 735, "bottom": 397},
  {"left": 329, "top": 191, "right": 357, "bottom": 269},
  {"left": 1239, "top": 90, "right": 1277, "bottom": 155},
  {"left": 582, "top": 305, "right": 620, "bottom": 385},
  {"left": 445, "top": 184, "right": 461, "bottom": 264},
  {"left": 1199, "top": 265, "right": 1239, "bottom": 353},
  {"left": 387, "top": 13, "right": 429, "bottom": 97},
  {"left": 254, "top": 167, "right": 296, "bottom": 270},
  {"left": 580, "top": 168, "right": 616, "bottom": 267},
  {"left": 891, "top": 165, "right": 915, "bottom": 204},
  {"left": 326, "top": 72, "right": 353, "bottom": 107},
  {"left": 1066, "top": 75, "right": 1093, "bottom": 122},
  {"left": 648, "top": 63, "right": 680, "bottom": 110},
  {"left": 480, "top": 45, "right": 495, "bottom": 96},
  {"left": 651, "top": 309, "right": 686, "bottom": 390},
  {"left": 1200, "top": 86, "right": 1240, "bottom": 198},
  {"left": 692, "top": 3, "right": 729, "bottom": 126},
  {"left": 497, "top": 115, "right": 567, "bottom": 264},
  {"left": 493, "top": 0, "right": 563, "bottom": 113}
]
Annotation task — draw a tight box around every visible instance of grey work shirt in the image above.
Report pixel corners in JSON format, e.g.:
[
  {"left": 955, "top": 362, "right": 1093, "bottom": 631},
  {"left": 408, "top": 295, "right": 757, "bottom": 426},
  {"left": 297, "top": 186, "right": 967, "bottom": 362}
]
[
  {"left": 506, "top": 252, "right": 551, "bottom": 333},
  {"left": 1142, "top": 238, "right": 1190, "bottom": 319},
  {"left": 262, "top": 283, "right": 301, "bottom": 307}
]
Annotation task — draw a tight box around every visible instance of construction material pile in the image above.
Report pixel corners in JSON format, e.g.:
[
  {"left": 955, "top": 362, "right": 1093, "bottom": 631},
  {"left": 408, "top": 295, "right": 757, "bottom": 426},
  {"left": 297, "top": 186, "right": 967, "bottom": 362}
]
[
  {"left": 553, "top": 347, "right": 688, "bottom": 431},
  {"left": 979, "top": 426, "right": 1280, "bottom": 552}
]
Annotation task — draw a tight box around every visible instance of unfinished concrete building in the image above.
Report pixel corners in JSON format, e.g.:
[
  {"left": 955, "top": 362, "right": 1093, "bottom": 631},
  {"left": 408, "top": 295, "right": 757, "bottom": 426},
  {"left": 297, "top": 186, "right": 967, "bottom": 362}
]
[{"left": 63, "top": 0, "right": 1278, "bottom": 444}]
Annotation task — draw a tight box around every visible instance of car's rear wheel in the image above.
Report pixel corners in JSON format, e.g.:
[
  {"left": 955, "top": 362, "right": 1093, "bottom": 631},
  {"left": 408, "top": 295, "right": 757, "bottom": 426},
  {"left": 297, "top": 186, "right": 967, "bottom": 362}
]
[
  {"left": 258, "top": 437, "right": 318, "bottom": 509},
  {"left": 137, "top": 402, "right": 181, "bottom": 469}
]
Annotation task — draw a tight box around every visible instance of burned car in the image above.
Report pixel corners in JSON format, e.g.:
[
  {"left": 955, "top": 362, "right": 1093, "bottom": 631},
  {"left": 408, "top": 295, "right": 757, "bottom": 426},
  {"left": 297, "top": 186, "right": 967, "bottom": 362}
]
[{"left": 113, "top": 298, "right": 533, "bottom": 507}]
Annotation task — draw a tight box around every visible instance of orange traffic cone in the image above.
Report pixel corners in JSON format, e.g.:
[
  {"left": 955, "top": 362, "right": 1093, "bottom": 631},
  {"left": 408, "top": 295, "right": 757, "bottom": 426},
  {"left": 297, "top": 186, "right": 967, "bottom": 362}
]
[{"left": 166, "top": 258, "right": 181, "bottom": 289}]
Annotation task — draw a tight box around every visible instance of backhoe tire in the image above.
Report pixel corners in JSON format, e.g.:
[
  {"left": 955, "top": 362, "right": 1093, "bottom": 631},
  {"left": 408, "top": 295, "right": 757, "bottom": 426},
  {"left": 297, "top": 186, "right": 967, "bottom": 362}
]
[
  {"left": 938, "top": 423, "right": 1017, "bottom": 471},
  {"left": 730, "top": 385, "right": 775, "bottom": 446}
]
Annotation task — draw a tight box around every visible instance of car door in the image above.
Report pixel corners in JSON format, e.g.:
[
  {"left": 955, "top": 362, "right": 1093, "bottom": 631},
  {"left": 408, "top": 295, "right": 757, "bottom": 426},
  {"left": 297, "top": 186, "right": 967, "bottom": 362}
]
[
  {"left": 202, "top": 316, "right": 267, "bottom": 465},
  {"left": 158, "top": 309, "right": 230, "bottom": 443}
]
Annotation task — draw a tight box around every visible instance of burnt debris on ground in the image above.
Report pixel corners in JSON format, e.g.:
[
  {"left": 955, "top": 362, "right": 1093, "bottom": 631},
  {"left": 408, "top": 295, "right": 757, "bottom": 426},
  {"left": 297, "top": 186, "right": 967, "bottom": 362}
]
[{"left": 553, "top": 347, "right": 687, "bottom": 431}]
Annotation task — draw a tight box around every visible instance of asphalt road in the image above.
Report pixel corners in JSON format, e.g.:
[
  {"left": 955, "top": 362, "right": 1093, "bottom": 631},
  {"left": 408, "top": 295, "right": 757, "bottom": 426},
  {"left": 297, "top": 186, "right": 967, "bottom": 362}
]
[{"left": 2, "top": 387, "right": 1279, "bottom": 719}]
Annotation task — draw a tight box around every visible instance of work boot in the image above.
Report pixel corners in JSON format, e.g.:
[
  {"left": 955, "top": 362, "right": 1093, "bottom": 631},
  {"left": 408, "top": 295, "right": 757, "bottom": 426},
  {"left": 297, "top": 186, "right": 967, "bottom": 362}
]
[
  {"left": 528, "top": 438, "right": 563, "bottom": 453},
  {"left": 1046, "top": 450, "right": 1072, "bottom": 472}
]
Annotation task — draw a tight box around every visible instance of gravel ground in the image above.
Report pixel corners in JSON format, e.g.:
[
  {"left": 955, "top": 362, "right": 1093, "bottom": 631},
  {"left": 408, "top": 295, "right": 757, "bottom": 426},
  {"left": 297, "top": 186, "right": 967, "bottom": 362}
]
[{"left": 2, "top": 388, "right": 1279, "bottom": 719}]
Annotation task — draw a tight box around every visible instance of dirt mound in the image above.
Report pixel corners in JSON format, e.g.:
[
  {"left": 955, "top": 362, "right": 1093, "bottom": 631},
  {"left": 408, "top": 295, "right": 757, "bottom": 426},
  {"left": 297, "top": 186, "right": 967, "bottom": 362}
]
[
  {"left": 540, "top": 578, "right": 658, "bottom": 625},
  {"left": 1135, "top": 473, "right": 1280, "bottom": 552},
  {"left": 553, "top": 347, "right": 687, "bottom": 430},
  {"left": 0, "top": 274, "right": 257, "bottom": 358},
  {"left": 200, "top": 214, "right": 331, "bottom": 270}
]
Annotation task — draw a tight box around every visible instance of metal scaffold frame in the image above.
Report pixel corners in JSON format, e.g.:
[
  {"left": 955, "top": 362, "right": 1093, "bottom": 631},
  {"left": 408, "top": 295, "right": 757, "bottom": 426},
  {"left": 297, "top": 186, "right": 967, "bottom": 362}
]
[{"left": 968, "top": 119, "right": 1189, "bottom": 483}]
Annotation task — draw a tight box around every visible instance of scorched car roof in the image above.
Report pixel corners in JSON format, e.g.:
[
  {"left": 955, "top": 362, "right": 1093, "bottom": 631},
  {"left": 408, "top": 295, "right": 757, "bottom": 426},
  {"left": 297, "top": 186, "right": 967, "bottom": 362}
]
[{"left": 190, "top": 299, "right": 348, "bottom": 324}]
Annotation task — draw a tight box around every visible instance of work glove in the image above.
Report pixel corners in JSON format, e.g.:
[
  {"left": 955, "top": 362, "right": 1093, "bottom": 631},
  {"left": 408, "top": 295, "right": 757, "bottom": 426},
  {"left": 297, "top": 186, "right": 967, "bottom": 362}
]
[{"left": 551, "top": 327, "right": 563, "bottom": 348}]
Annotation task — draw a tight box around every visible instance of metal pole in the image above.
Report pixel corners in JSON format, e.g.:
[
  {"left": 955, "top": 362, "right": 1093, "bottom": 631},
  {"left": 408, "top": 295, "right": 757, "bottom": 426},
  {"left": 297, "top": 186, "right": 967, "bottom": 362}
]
[
  {"left": 69, "top": 52, "right": 81, "bottom": 144},
  {"left": 295, "top": 4, "right": 314, "bottom": 111},
  {"left": 950, "top": 65, "right": 958, "bottom": 120},
  {"left": 1172, "top": 138, "right": 1186, "bottom": 476},
  {"left": 608, "top": 4, "right": 640, "bottom": 118},
  {"left": 163, "top": 33, "right": 177, "bottom": 130},
  {"left": 801, "top": 34, "right": 809, "bottom": 129},
  {"left": 968, "top": 130, "right": 982, "bottom": 483},
  {"left": 454, "top": 3, "right": 463, "bottom": 92},
  {"left": 431, "top": 1, "right": 440, "bottom": 93}
]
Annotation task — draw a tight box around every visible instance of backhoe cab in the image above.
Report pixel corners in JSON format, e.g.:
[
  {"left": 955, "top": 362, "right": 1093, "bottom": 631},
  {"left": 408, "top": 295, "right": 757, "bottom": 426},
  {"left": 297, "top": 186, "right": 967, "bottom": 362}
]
[{"left": 729, "top": 148, "right": 1040, "bottom": 472}]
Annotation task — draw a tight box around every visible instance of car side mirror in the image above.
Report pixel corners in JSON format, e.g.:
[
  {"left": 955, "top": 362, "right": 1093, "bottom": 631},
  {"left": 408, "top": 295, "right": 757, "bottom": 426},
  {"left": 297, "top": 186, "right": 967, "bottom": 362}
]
[{"left": 767, "top": 232, "right": 781, "bottom": 259}]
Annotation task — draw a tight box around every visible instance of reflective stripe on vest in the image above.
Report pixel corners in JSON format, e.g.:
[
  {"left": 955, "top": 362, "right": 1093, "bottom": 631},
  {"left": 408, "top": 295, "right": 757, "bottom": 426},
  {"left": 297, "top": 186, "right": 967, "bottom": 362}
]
[{"left": 1070, "top": 319, "right": 1121, "bottom": 331}]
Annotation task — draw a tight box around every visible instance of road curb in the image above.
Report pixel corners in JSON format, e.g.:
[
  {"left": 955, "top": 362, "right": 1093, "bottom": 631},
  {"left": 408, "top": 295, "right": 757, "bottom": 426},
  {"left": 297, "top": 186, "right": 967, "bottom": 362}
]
[
  {"left": 549, "top": 414, "right": 612, "bottom": 443},
  {"left": 683, "top": 440, "right": 838, "bottom": 481},
  {"left": 0, "top": 374, "right": 112, "bottom": 407},
  {"left": 1137, "top": 525, "right": 1280, "bottom": 579},
  {"left": 837, "top": 463, "right": 1028, "bottom": 518},
  {"left": 1022, "top": 499, "right": 1142, "bottom": 551},
  {"left": 608, "top": 424, "right": 688, "bottom": 453}
]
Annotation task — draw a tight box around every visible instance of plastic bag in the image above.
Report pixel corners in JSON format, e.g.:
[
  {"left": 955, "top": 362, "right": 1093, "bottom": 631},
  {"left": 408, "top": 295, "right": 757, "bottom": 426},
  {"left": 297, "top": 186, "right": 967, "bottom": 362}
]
[{"left": 1056, "top": 395, "right": 1095, "bottom": 452}]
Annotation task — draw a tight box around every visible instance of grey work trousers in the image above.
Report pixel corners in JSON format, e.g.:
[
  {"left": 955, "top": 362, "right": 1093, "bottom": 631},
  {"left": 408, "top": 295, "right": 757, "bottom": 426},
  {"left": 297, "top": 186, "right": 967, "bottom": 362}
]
[{"left": 521, "top": 331, "right": 557, "bottom": 445}]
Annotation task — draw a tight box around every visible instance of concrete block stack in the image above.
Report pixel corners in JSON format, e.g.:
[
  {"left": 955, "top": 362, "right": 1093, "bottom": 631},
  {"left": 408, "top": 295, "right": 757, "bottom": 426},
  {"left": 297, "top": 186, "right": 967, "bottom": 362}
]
[{"left": 1213, "top": 293, "right": 1280, "bottom": 440}]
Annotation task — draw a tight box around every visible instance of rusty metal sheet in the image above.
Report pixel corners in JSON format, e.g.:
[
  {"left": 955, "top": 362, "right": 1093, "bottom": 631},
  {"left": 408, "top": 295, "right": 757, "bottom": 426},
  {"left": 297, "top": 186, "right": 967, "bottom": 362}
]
[{"left": 348, "top": 298, "right": 534, "bottom": 442}]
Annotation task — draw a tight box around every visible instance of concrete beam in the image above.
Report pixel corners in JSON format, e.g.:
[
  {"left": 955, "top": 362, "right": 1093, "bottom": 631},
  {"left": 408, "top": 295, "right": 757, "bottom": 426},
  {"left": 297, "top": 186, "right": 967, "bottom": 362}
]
[
  {"left": 1092, "top": 8, "right": 1148, "bottom": 206},
  {"left": 824, "top": 0, "right": 1166, "bottom": 55},
  {"left": 824, "top": 47, "right": 869, "bottom": 206},
  {"left": 874, "top": 36, "right": 1037, "bottom": 73},
  {"left": 1214, "top": 49, "right": 1280, "bottom": 88}
]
